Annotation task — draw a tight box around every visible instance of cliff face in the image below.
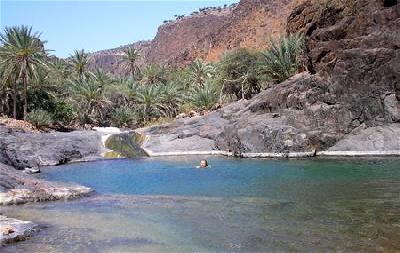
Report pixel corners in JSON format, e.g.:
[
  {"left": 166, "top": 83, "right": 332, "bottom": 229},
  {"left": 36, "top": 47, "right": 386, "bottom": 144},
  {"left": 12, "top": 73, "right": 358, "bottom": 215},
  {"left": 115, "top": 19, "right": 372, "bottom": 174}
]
[
  {"left": 88, "top": 40, "right": 151, "bottom": 75},
  {"left": 137, "top": 0, "right": 400, "bottom": 155},
  {"left": 146, "top": 0, "right": 305, "bottom": 66},
  {"left": 287, "top": 0, "right": 400, "bottom": 125},
  {"left": 89, "top": 0, "right": 305, "bottom": 71}
]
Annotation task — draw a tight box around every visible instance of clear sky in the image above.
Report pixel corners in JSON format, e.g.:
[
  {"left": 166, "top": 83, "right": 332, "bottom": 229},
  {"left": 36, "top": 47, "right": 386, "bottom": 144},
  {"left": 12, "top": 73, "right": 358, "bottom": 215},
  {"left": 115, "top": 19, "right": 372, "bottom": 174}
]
[{"left": 1, "top": 0, "right": 238, "bottom": 58}]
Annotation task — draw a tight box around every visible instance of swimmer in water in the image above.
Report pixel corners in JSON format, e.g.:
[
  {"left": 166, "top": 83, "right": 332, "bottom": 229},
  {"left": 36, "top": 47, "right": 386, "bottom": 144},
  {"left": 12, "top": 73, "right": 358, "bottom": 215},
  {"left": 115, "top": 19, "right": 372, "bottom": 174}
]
[{"left": 196, "top": 160, "right": 209, "bottom": 168}]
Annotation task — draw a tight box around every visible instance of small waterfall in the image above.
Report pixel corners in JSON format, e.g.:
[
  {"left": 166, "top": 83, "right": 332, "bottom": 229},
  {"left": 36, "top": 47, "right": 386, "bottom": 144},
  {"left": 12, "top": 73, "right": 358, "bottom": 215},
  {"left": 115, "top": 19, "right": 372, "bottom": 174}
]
[{"left": 104, "top": 132, "right": 148, "bottom": 158}]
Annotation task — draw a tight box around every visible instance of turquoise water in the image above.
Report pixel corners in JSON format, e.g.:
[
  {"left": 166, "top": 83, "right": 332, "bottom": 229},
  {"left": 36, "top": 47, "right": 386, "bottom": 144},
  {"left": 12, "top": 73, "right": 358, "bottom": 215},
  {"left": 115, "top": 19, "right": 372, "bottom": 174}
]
[{"left": 2, "top": 157, "right": 400, "bottom": 252}]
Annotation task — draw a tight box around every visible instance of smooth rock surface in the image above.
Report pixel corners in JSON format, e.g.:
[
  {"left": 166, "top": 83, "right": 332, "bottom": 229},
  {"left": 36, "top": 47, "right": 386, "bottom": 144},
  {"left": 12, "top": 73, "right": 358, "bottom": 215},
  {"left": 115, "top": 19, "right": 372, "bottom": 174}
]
[
  {"left": 0, "top": 215, "right": 38, "bottom": 246},
  {"left": 328, "top": 124, "right": 400, "bottom": 151},
  {"left": 0, "top": 162, "right": 92, "bottom": 205},
  {"left": 0, "top": 125, "right": 106, "bottom": 169}
]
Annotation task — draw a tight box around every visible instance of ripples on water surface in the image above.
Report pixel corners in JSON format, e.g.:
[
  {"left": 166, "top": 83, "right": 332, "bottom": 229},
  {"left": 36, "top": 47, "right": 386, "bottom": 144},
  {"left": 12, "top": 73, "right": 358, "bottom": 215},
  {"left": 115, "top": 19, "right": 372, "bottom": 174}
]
[{"left": 2, "top": 157, "right": 400, "bottom": 252}]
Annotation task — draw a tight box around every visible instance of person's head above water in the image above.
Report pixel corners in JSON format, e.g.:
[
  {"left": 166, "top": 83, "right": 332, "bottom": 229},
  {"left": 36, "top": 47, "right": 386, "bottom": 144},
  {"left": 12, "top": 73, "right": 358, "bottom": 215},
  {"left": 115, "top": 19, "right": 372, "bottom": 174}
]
[{"left": 199, "top": 160, "right": 208, "bottom": 168}]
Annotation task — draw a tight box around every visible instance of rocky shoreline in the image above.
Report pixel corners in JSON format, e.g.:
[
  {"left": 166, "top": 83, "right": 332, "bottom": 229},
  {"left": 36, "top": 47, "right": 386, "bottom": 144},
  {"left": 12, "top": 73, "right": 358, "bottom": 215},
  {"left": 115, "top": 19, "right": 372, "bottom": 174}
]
[
  {"left": 0, "top": 125, "right": 105, "bottom": 246},
  {"left": 1, "top": 0, "right": 399, "bottom": 248},
  {"left": 0, "top": 161, "right": 93, "bottom": 246},
  {"left": 1, "top": 121, "right": 400, "bottom": 246}
]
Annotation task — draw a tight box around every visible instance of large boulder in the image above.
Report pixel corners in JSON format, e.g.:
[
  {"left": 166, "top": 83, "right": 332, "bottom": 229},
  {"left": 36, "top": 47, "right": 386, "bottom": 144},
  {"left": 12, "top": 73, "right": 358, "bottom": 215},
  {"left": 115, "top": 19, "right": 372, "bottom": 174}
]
[
  {"left": 0, "top": 215, "right": 38, "bottom": 246},
  {"left": 0, "top": 126, "right": 105, "bottom": 170},
  {"left": 327, "top": 124, "right": 400, "bottom": 151}
]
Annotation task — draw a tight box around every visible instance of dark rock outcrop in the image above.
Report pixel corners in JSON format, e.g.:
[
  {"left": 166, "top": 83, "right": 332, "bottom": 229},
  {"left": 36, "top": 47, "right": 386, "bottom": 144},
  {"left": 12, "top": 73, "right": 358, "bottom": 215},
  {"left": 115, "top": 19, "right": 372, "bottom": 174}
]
[
  {"left": 287, "top": 0, "right": 400, "bottom": 127},
  {"left": 0, "top": 125, "right": 105, "bottom": 170},
  {"left": 138, "top": 1, "right": 400, "bottom": 155},
  {"left": 138, "top": 73, "right": 347, "bottom": 155},
  {"left": 327, "top": 124, "right": 400, "bottom": 151}
]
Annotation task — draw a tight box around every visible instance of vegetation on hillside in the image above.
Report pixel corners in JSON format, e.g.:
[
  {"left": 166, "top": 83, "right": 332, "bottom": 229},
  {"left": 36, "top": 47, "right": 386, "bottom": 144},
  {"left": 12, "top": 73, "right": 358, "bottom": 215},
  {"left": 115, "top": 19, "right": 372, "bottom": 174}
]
[{"left": 0, "top": 25, "right": 304, "bottom": 129}]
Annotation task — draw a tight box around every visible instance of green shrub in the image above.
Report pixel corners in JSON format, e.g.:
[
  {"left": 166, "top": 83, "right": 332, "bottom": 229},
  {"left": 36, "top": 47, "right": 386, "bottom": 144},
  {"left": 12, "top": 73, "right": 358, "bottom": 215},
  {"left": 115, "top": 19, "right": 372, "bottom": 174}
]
[
  {"left": 111, "top": 106, "right": 137, "bottom": 128},
  {"left": 28, "top": 89, "right": 55, "bottom": 112},
  {"left": 190, "top": 81, "right": 219, "bottom": 110},
  {"left": 52, "top": 100, "right": 75, "bottom": 125},
  {"left": 259, "top": 33, "right": 305, "bottom": 83},
  {"left": 217, "top": 48, "right": 262, "bottom": 99},
  {"left": 27, "top": 109, "right": 53, "bottom": 129}
]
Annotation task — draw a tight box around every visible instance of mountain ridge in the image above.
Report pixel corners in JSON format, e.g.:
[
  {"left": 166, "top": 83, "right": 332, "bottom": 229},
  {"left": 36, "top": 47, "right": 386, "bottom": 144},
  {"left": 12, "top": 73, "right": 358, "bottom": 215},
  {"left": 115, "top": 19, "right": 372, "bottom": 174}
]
[{"left": 88, "top": 0, "right": 305, "bottom": 73}]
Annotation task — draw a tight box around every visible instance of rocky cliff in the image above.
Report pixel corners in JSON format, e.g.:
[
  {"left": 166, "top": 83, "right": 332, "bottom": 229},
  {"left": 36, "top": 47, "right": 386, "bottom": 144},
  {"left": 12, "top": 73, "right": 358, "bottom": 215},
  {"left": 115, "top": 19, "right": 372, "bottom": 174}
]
[
  {"left": 146, "top": 0, "right": 306, "bottom": 66},
  {"left": 88, "top": 40, "right": 151, "bottom": 75},
  {"left": 89, "top": 0, "right": 305, "bottom": 71},
  {"left": 137, "top": 0, "right": 400, "bottom": 156}
]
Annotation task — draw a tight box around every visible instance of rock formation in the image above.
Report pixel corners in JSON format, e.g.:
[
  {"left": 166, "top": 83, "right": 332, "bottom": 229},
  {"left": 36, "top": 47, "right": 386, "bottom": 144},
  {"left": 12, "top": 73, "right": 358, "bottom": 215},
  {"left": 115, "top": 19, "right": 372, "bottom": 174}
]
[
  {"left": 0, "top": 215, "right": 38, "bottom": 246},
  {"left": 137, "top": 0, "right": 400, "bottom": 156},
  {"left": 0, "top": 125, "right": 106, "bottom": 170},
  {"left": 0, "top": 162, "right": 92, "bottom": 206},
  {"left": 88, "top": 40, "right": 152, "bottom": 76},
  {"left": 89, "top": 0, "right": 305, "bottom": 71}
]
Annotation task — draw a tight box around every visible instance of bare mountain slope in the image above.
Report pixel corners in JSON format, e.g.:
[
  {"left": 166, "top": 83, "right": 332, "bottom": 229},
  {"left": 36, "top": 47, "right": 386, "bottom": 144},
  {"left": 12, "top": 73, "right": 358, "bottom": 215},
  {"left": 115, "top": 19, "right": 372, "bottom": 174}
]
[{"left": 89, "top": 0, "right": 305, "bottom": 72}]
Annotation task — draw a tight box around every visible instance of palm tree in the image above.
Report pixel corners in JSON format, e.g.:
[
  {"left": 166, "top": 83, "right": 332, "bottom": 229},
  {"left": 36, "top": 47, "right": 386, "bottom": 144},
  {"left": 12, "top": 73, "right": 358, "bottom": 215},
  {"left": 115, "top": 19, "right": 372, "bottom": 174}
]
[
  {"left": 122, "top": 80, "right": 139, "bottom": 105},
  {"left": 0, "top": 62, "right": 18, "bottom": 118},
  {"left": 69, "top": 77, "right": 109, "bottom": 125},
  {"left": 49, "top": 58, "right": 70, "bottom": 84},
  {"left": 0, "top": 26, "right": 48, "bottom": 120},
  {"left": 120, "top": 47, "right": 140, "bottom": 81},
  {"left": 260, "top": 33, "right": 305, "bottom": 83},
  {"left": 187, "top": 59, "right": 215, "bottom": 87},
  {"left": 190, "top": 79, "right": 219, "bottom": 110},
  {"left": 136, "top": 84, "right": 164, "bottom": 122},
  {"left": 70, "top": 49, "right": 90, "bottom": 79},
  {"left": 93, "top": 68, "right": 114, "bottom": 87},
  {"left": 140, "top": 64, "right": 167, "bottom": 85},
  {"left": 159, "top": 81, "right": 182, "bottom": 117}
]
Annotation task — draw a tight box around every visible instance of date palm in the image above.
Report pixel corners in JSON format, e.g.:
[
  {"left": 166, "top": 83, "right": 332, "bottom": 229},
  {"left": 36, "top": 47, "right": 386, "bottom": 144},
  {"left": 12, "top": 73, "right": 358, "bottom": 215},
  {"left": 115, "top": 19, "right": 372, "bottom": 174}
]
[
  {"left": 0, "top": 61, "right": 18, "bottom": 118},
  {"left": 69, "top": 77, "right": 109, "bottom": 125},
  {"left": 159, "top": 81, "right": 182, "bottom": 117},
  {"left": 70, "top": 49, "right": 90, "bottom": 79},
  {"left": 93, "top": 68, "right": 114, "bottom": 87},
  {"left": 136, "top": 84, "right": 164, "bottom": 122},
  {"left": 187, "top": 59, "right": 215, "bottom": 87},
  {"left": 260, "top": 33, "right": 305, "bottom": 83},
  {"left": 190, "top": 79, "right": 219, "bottom": 110},
  {"left": 120, "top": 47, "right": 140, "bottom": 81},
  {"left": 49, "top": 58, "right": 70, "bottom": 84},
  {"left": 140, "top": 64, "right": 167, "bottom": 85},
  {"left": 0, "top": 26, "right": 48, "bottom": 120}
]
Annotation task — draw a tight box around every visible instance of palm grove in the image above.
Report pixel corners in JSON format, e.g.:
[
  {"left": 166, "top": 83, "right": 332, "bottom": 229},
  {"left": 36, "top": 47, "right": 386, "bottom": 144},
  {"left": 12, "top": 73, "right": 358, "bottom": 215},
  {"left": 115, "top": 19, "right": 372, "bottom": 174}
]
[{"left": 0, "top": 25, "right": 304, "bottom": 129}]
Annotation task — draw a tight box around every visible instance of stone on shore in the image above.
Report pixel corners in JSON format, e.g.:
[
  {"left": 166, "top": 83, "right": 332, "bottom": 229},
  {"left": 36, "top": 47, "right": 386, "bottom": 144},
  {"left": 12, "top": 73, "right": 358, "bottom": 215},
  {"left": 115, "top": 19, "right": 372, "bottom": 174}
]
[
  {"left": 0, "top": 162, "right": 92, "bottom": 206},
  {"left": 328, "top": 124, "right": 400, "bottom": 152},
  {"left": 0, "top": 215, "right": 38, "bottom": 246}
]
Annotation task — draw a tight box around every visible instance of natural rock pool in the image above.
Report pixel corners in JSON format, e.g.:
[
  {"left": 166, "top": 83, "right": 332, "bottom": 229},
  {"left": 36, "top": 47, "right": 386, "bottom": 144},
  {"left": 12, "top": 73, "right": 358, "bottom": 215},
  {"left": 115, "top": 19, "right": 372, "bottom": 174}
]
[{"left": 2, "top": 157, "right": 400, "bottom": 252}]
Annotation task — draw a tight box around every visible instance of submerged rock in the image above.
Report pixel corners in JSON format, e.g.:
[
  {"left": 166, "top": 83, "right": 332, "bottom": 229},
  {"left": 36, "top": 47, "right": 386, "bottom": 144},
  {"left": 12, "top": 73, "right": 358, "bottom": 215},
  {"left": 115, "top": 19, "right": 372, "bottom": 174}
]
[
  {"left": 0, "top": 162, "right": 92, "bottom": 206},
  {"left": 0, "top": 215, "right": 38, "bottom": 246}
]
